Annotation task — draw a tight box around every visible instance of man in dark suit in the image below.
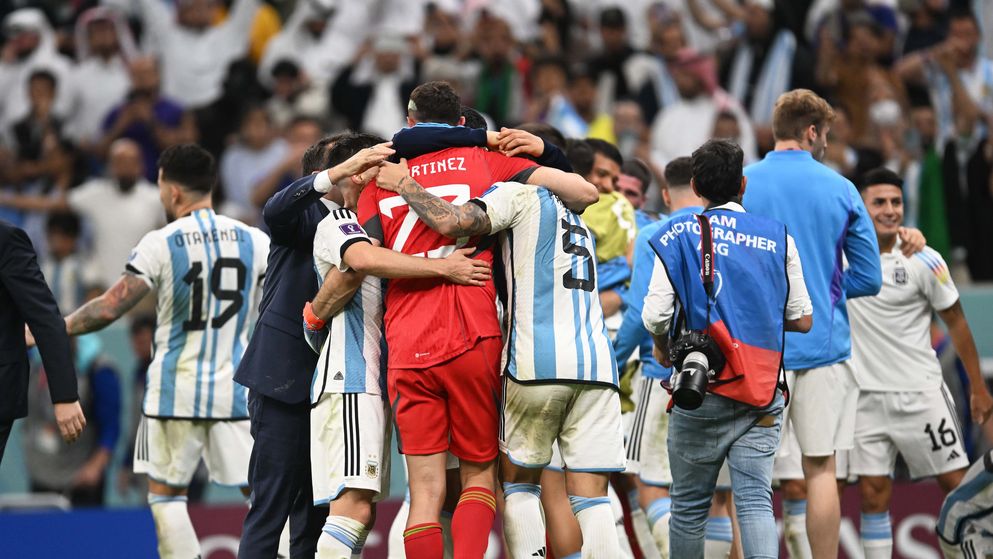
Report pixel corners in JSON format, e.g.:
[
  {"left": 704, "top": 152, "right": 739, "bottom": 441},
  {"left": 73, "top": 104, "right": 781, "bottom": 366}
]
[
  {"left": 235, "top": 135, "right": 395, "bottom": 559},
  {"left": 0, "top": 221, "right": 85, "bottom": 464}
]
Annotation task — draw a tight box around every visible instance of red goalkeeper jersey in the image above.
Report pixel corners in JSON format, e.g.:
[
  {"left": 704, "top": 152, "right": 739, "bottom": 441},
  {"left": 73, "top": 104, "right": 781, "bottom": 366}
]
[{"left": 357, "top": 146, "right": 537, "bottom": 369}]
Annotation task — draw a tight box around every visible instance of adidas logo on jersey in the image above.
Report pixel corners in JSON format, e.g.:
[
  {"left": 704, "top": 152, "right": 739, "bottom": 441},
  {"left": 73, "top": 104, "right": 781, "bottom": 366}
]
[
  {"left": 531, "top": 548, "right": 547, "bottom": 557},
  {"left": 949, "top": 449, "right": 962, "bottom": 462},
  {"left": 334, "top": 372, "right": 344, "bottom": 381}
]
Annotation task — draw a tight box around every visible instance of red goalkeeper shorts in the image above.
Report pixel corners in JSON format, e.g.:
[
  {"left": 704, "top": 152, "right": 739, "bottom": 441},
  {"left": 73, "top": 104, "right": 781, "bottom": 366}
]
[{"left": 388, "top": 336, "right": 502, "bottom": 462}]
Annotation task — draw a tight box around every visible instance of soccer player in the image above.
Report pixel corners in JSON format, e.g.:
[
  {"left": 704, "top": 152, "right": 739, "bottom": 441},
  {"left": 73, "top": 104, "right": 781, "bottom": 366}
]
[
  {"left": 63, "top": 144, "right": 270, "bottom": 559},
  {"left": 938, "top": 449, "right": 993, "bottom": 558},
  {"left": 356, "top": 81, "right": 598, "bottom": 558},
  {"left": 743, "top": 89, "right": 923, "bottom": 558},
  {"left": 849, "top": 168, "right": 993, "bottom": 559},
  {"left": 375, "top": 155, "right": 623, "bottom": 557},
  {"left": 301, "top": 133, "right": 492, "bottom": 559}
]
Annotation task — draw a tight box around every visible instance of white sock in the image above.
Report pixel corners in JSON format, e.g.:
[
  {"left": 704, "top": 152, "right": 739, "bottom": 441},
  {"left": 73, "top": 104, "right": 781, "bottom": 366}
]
[
  {"left": 350, "top": 523, "right": 370, "bottom": 558},
  {"left": 704, "top": 516, "right": 733, "bottom": 559},
  {"left": 502, "top": 483, "right": 547, "bottom": 558},
  {"left": 388, "top": 498, "right": 409, "bottom": 558},
  {"left": 571, "top": 496, "right": 623, "bottom": 558},
  {"left": 277, "top": 519, "right": 291, "bottom": 559},
  {"left": 608, "top": 485, "right": 635, "bottom": 559},
  {"left": 645, "top": 497, "right": 671, "bottom": 558},
  {"left": 148, "top": 494, "right": 201, "bottom": 559},
  {"left": 861, "top": 511, "right": 893, "bottom": 559},
  {"left": 317, "top": 515, "right": 366, "bottom": 559},
  {"left": 783, "top": 499, "right": 812, "bottom": 559},
  {"left": 628, "top": 490, "right": 662, "bottom": 559},
  {"left": 441, "top": 510, "right": 454, "bottom": 559}
]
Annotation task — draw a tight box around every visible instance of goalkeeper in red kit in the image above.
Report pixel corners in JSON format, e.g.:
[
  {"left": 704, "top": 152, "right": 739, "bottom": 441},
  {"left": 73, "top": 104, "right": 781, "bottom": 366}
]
[{"left": 355, "top": 81, "right": 598, "bottom": 558}]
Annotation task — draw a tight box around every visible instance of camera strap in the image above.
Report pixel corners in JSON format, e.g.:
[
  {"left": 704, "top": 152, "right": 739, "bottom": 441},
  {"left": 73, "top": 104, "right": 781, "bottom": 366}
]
[{"left": 696, "top": 213, "right": 715, "bottom": 327}]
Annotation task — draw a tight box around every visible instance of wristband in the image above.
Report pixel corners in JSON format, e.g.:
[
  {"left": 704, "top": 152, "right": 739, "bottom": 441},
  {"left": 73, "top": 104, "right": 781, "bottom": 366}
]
[
  {"left": 314, "top": 169, "right": 334, "bottom": 193},
  {"left": 303, "top": 301, "right": 326, "bottom": 330}
]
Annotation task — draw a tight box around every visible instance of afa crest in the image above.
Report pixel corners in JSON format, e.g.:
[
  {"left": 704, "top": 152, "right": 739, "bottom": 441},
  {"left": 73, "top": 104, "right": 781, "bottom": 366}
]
[{"left": 894, "top": 267, "right": 907, "bottom": 285}]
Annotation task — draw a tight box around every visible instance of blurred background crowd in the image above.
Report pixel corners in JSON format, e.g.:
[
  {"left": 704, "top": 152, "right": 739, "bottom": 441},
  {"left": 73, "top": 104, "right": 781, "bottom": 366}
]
[{"left": 1, "top": 0, "right": 992, "bottom": 509}]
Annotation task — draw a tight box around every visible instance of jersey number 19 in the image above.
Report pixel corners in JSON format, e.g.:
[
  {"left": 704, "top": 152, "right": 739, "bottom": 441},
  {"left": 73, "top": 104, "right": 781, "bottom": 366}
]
[{"left": 182, "top": 258, "right": 247, "bottom": 332}]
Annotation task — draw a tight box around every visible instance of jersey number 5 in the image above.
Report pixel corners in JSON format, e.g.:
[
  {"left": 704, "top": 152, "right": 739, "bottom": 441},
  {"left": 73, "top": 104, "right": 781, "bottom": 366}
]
[
  {"left": 182, "top": 258, "right": 247, "bottom": 331},
  {"left": 560, "top": 218, "right": 596, "bottom": 292}
]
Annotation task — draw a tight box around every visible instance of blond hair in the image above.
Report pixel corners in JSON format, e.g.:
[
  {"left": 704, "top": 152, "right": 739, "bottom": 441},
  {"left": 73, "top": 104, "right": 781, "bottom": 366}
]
[{"left": 772, "top": 89, "right": 836, "bottom": 142}]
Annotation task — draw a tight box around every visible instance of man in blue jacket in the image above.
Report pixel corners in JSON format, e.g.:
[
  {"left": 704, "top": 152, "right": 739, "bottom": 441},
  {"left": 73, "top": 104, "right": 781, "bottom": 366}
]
[
  {"left": 235, "top": 136, "right": 395, "bottom": 558},
  {"left": 743, "top": 89, "right": 922, "bottom": 559}
]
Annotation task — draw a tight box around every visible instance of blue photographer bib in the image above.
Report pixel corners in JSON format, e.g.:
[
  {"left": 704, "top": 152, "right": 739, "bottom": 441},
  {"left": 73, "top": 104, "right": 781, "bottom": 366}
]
[{"left": 648, "top": 208, "right": 789, "bottom": 407}]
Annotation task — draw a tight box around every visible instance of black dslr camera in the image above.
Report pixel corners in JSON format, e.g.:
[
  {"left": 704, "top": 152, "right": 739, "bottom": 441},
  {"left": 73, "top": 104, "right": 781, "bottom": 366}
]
[{"left": 668, "top": 330, "right": 726, "bottom": 410}]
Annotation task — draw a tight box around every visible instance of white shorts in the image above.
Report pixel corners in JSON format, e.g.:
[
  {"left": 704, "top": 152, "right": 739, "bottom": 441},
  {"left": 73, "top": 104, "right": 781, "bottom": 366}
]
[
  {"left": 787, "top": 362, "right": 858, "bottom": 457},
  {"left": 626, "top": 374, "right": 672, "bottom": 486},
  {"left": 852, "top": 386, "right": 969, "bottom": 479},
  {"left": 134, "top": 416, "right": 251, "bottom": 487},
  {"left": 501, "top": 378, "right": 626, "bottom": 472},
  {"left": 311, "top": 392, "right": 392, "bottom": 505},
  {"left": 773, "top": 418, "right": 849, "bottom": 482}
]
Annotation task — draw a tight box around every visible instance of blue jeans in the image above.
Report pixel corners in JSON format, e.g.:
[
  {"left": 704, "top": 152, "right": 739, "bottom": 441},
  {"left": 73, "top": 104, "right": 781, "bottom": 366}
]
[{"left": 667, "top": 391, "right": 785, "bottom": 559}]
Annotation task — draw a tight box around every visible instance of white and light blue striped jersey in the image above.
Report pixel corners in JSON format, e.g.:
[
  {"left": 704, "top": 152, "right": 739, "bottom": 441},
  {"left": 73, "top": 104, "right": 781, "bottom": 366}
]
[
  {"left": 476, "top": 182, "right": 618, "bottom": 387},
  {"left": 127, "top": 208, "right": 269, "bottom": 419},
  {"left": 311, "top": 204, "right": 387, "bottom": 402}
]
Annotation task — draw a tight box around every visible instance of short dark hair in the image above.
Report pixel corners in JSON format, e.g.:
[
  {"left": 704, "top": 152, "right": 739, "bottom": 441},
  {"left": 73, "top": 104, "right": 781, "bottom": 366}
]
[
  {"left": 600, "top": 6, "right": 626, "bottom": 29},
  {"left": 565, "top": 139, "right": 594, "bottom": 178},
  {"left": 271, "top": 59, "right": 301, "bottom": 79},
  {"left": 860, "top": 167, "right": 904, "bottom": 192},
  {"left": 518, "top": 122, "right": 566, "bottom": 150},
  {"left": 46, "top": 210, "right": 81, "bottom": 238},
  {"left": 948, "top": 6, "right": 979, "bottom": 27},
  {"left": 409, "top": 81, "right": 461, "bottom": 125},
  {"left": 326, "top": 132, "right": 387, "bottom": 169},
  {"left": 622, "top": 159, "right": 652, "bottom": 194},
  {"left": 157, "top": 144, "right": 216, "bottom": 195},
  {"left": 691, "top": 139, "right": 743, "bottom": 204},
  {"left": 460, "top": 106, "right": 488, "bottom": 130},
  {"left": 664, "top": 156, "right": 693, "bottom": 189},
  {"left": 28, "top": 69, "right": 57, "bottom": 90},
  {"left": 302, "top": 132, "right": 350, "bottom": 174},
  {"left": 585, "top": 138, "right": 623, "bottom": 167}
]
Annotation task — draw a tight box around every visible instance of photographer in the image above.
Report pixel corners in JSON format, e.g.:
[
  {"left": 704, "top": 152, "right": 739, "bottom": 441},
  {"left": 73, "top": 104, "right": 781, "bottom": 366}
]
[{"left": 642, "top": 139, "right": 813, "bottom": 558}]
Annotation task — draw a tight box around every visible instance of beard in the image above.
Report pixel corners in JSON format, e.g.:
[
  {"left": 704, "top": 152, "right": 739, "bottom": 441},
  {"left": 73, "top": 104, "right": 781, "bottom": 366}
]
[
  {"left": 810, "top": 137, "right": 827, "bottom": 162},
  {"left": 117, "top": 177, "right": 138, "bottom": 194}
]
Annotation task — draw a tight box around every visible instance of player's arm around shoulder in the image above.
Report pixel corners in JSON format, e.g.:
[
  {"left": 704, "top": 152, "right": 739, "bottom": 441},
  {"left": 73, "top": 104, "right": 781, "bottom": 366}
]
[
  {"left": 525, "top": 166, "right": 599, "bottom": 213},
  {"left": 376, "top": 158, "right": 494, "bottom": 238}
]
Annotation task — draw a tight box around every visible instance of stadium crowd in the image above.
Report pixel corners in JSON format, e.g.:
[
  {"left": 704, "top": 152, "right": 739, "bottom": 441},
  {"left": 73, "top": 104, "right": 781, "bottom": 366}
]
[{"left": 2, "top": 0, "right": 993, "bottom": 558}]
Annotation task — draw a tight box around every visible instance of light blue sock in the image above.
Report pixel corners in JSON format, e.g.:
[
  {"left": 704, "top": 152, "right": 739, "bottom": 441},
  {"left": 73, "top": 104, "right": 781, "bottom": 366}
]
[
  {"left": 502, "top": 482, "right": 542, "bottom": 498},
  {"left": 784, "top": 498, "right": 807, "bottom": 517},
  {"left": 861, "top": 511, "right": 893, "bottom": 559},
  {"left": 646, "top": 497, "right": 672, "bottom": 527},
  {"left": 569, "top": 495, "right": 612, "bottom": 515},
  {"left": 706, "top": 516, "right": 733, "bottom": 543}
]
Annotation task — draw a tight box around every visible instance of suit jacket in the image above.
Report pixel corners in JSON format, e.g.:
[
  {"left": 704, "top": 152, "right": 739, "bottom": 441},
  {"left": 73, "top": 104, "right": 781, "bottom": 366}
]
[
  {"left": 0, "top": 221, "right": 78, "bottom": 422},
  {"left": 234, "top": 174, "right": 330, "bottom": 404}
]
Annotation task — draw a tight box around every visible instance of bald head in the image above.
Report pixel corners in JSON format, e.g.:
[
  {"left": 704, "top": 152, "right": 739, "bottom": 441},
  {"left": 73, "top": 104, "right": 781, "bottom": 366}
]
[
  {"left": 129, "top": 56, "right": 160, "bottom": 95},
  {"left": 109, "top": 139, "right": 144, "bottom": 188}
]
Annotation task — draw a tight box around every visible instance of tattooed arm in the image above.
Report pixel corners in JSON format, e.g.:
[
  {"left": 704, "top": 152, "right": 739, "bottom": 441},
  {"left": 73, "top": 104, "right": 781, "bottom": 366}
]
[
  {"left": 65, "top": 274, "right": 152, "bottom": 335},
  {"left": 377, "top": 159, "right": 492, "bottom": 238}
]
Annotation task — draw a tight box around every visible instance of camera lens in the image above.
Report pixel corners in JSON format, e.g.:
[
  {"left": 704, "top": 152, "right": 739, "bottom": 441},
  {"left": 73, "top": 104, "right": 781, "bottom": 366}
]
[{"left": 672, "top": 351, "right": 710, "bottom": 410}]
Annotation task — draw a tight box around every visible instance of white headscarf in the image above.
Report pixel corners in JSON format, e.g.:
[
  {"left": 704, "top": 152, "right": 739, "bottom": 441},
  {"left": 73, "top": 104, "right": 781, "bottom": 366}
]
[{"left": 73, "top": 6, "right": 138, "bottom": 62}]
